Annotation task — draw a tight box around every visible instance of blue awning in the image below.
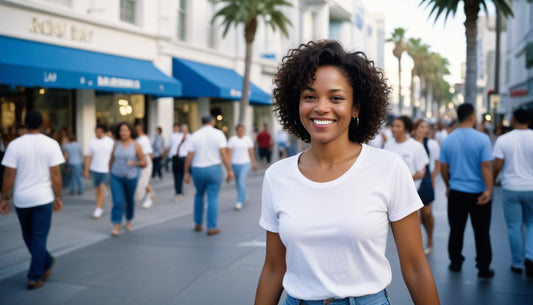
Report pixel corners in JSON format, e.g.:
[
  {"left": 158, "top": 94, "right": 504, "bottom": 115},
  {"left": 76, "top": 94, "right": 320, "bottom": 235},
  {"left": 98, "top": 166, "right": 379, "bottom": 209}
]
[
  {"left": 0, "top": 35, "right": 182, "bottom": 97},
  {"left": 172, "top": 57, "right": 272, "bottom": 105}
]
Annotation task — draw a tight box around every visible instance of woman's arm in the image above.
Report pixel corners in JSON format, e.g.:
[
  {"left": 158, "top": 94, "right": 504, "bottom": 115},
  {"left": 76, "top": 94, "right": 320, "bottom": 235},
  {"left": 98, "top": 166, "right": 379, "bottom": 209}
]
[
  {"left": 134, "top": 142, "right": 147, "bottom": 167},
  {"left": 248, "top": 147, "right": 258, "bottom": 171},
  {"left": 254, "top": 231, "right": 286, "bottom": 305},
  {"left": 391, "top": 212, "right": 440, "bottom": 305}
]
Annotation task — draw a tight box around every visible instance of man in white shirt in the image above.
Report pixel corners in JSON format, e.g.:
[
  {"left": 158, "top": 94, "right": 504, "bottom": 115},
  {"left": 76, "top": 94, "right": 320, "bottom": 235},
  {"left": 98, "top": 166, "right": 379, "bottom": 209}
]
[
  {"left": 135, "top": 123, "right": 155, "bottom": 208},
  {"left": 170, "top": 124, "right": 190, "bottom": 200},
  {"left": 84, "top": 124, "right": 115, "bottom": 219},
  {"left": 184, "top": 115, "right": 234, "bottom": 235},
  {"left": 165, "top": 123, "right": 181, "bottom": 173},
  {"left": 493, "top": 108, "right": 533, "bottom": 277},
  {"left": 0, "top": 111, "right": 65, "bottom": 290}
]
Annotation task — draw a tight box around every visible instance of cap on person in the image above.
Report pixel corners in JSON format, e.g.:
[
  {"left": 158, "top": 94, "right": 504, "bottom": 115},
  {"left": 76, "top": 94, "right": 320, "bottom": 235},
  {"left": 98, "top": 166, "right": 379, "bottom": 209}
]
[{"left": 201, "top": 114, "right": 214, "bottom": 125}]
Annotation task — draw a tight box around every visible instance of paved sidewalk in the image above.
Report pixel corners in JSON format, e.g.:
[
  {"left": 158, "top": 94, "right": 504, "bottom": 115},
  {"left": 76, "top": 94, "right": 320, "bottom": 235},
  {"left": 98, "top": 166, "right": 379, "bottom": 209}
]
[{"left": 1, "top": 168, "right": 532, "bottom": 304}]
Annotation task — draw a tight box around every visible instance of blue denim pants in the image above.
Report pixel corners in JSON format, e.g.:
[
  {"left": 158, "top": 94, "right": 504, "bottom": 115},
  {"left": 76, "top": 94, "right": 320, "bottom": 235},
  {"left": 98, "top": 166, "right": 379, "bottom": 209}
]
[
  {"left": 232, "top": 162, "right": 251, "bottom": 203},
  {"left": 16, "top": 203, "right": 55, "bottom": 281},
  {"left": 284, "top": 290, "right": 390, "bottom": 305},
  {"left": 69, "top": 163, "right": 83, "bottom": 194},
  {"left": 502, "top": 189, "right": 533, "bottom": 267},
  {"left": 110, "top": 174, "right": 138, "bottom": 224},
  {"left": 192, "top": 165, "right": 222, "bottom": 229}
]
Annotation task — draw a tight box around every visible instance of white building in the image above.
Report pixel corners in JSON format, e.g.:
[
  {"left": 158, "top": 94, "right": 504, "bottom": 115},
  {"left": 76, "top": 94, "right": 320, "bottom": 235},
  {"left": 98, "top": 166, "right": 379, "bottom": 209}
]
[
  {"left": 0, "top": 0, "right": 385, "bottom": 151},
  {"left": 503, "top": 0, "right": 533, "bottom": 124}
]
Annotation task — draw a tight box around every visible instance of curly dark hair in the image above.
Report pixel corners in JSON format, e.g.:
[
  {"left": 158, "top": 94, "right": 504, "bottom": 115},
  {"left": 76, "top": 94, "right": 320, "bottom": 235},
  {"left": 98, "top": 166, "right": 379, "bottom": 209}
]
[
  {"left": 113, "top": 122, "right": 138, "bottom": 140},
  {"left": 273, "top": 40, "right": 390, "bottom": 143}
]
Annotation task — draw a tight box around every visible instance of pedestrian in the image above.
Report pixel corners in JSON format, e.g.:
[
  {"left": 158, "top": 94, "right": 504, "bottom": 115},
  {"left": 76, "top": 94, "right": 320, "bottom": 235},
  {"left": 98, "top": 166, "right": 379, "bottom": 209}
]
[
  {"left": 228, "top": 124, "right": 258, "bottom": 210},
  {"left": 109, "top": 122, "right": 146, "bottom": 237},
  {"left": 254, "top": 40, "right": 439, "bottom": 305},
  {"left": 84, "top": 124, "right": 115, "bottom": 219},
  {"left": 170, "top": 124, "right": 190, "bottom": 200},
  {"left": 184, "top": 115, "right": 234, "bottom": 236},
  {"left": 63, "top": 135, "right": 84, "bottom": 195},
  {"left": 0, "top": 111, "right": 64, "bottom": 290},
  {"left": 151, "top": 126, "right": 164, "bottom": 179},
  {"left": 256, "top": 124, "right": 272, "bottom": 168},
  {"left": 275, "top": 129, "right": 289, "bottom": 159},
  {"left": 493, "top": 108, "right": 533, "bottom": 277},
  {"left": 434, "top": 120, "right": 448, "bottom": 145},
  {"left": 439, "top": 103, "right": 495, "bottom": 278},
  {"left": 413, "top": 119, "right": 441, "bottom": 254},
  {"left": 134, "top": 123, "right": 155, "bottom": 208},
  {"left": 165, "top": 123, "right": 181, "bottom": 173}
]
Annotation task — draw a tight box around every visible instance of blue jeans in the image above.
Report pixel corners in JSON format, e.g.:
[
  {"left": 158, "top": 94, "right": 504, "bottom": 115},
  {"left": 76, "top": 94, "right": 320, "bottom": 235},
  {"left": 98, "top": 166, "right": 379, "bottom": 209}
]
[
  {"left": 502, "top": 189, "right": 533, "bottom": 267},
  {"left": 192, "top": 165, "right": 222, "bottom": 229},
  {"left": 69, "top": 163, "right": 83, "bottom": 194},
  {"left": 232, "top": 162, "right": 251, "bottom": 203},
  {"left": 110, "top": 174, "right": 138, "bottom": 224},
  {"left": 284, "top": 290, "right": 390, "bottom": 305},
  {"left": 15, "top": 203, "right": 55, "bottom": 281}
]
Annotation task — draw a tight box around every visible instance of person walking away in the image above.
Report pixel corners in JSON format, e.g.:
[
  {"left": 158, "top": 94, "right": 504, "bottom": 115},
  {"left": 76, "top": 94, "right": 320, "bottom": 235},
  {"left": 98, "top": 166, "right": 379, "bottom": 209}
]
[
  {"left": 165, "top": 123, "right": 181, "bottom": 173},
  {"left": 63, "top": 135, "right": 84, "bottom": 195},
  {"left": 228, "top": 124, "right": 258, "bottom": 210},
  {"left": 493, "top": 108, "right": 533, "bottom": 277},
  {"left": 256, "top": 124, "right": 272, "bottom": 168},
  {"left": 275, "top": 129, "right": 289, "bottom": 159},
  {"left": 184, "top": 115, "right": 234, "bottom": 236},
  {"left": 255, "top": 40, "right": 439, "bottom": 305},
  {"left": 84, "top": 124, "right": 114, "bottom": 219},
  {"left": 170, "top": 124, "right": 190, "bottom": 200},
  {"left": 109, "top": 122, "right": 146, "bottom": 237},
  {"left": 151, "top": 126, "right": 164, "bottom": 179},
  {"left": 413, "top": 119, "right": 441, "bottom": 254},
  {"left": 439, "top": 103, "right": 495, "bottom": 278},
  {"left": 0, "top": 111, "right": 64, "bottom": 290},
  {"left": 134, "top": 123, "right": 155, "bottom": 208}
]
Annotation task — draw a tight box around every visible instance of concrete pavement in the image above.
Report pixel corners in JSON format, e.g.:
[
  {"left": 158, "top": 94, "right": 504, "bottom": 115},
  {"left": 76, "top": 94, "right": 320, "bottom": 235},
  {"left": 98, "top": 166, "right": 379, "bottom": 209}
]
[{"left": 0, "top": 166, "right": 532, "bottom": 304}]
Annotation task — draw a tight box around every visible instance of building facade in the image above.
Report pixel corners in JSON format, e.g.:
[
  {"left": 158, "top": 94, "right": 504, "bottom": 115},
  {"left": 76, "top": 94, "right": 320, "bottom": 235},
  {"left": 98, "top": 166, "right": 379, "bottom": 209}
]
[{"left": 0, "top": 0, "right": 385, "bottom": 151}]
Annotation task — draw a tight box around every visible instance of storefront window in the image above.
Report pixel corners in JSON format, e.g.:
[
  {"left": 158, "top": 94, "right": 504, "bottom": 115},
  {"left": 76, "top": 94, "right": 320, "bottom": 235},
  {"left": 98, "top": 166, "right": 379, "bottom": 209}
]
[
  {"left": 0, "top": 86, "right": 26, "bottom": 133},
  {"left": 174, "top": 99, "right": 198, "bottom": 131},
  {"left": 95, "top": 93, "right": 146, "bottom": 128},
  {"left": 210, "top": 98, "right": 235, "bottom": 137}
]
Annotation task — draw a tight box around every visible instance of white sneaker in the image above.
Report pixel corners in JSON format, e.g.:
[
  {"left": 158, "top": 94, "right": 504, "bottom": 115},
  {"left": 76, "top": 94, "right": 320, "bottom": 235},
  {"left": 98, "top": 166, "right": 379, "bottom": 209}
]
[
  {"left": 235, "top": 202, "right": 243, "bottom": 210},
  {"left": 92, "top": 208, "right": 103, "bottom": 219},
  {"left": 174, "top": 194, "right": 184, "bottom": 201},
  {"left": 142, "top": 197, "right": 153, "bottom": 208}
]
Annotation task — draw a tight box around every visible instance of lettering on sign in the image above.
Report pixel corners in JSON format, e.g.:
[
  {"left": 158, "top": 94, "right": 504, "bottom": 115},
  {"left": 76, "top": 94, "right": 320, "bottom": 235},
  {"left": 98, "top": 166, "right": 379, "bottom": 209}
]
[
  {"left": 30, "top": 17, "right": 94, "bottom": 43},
  {"left": 230, "top": 88, "right": 242, "bottom": 98},
  {"left": 97, "top": 76, "right": 141, "bottom": 89},
  {"left": 44, "top": 72, "right": 57, "bottom": 83}
]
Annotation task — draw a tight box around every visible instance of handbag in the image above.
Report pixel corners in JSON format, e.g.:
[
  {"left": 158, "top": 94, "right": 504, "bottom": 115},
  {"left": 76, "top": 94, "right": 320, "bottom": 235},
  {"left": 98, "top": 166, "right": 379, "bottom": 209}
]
[{"left": 417, "top": 138, "right": 435, "bottom": 205}]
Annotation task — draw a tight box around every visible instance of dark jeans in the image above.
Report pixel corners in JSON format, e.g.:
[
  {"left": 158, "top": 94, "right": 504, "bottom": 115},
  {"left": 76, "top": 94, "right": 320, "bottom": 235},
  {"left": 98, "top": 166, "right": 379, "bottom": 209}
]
[
  {"left": 172, "top": 156, "right": 186, "bottom": 195},
  {"left": 152, "top": 156, "right": 162, "bottom": 179},
  {"left": 448, "top": 190, "right": 492, "bottom": 270},
  {"left": 110, "top": 174, "right": 138, "bottom": 224},
  {"left": 16, "top": 203, "right": 55, "bottom": 281}
]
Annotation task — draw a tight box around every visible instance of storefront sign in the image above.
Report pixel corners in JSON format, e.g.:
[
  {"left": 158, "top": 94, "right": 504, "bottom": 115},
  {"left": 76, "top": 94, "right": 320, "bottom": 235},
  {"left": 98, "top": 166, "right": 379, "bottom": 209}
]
[
  {"left": 44, "top": 72, "right": 57, "bottom": 83},
  {"left": 97, "top": 76, "right": 141, "bottom": 89},
  {"left": 510, "top": 89, "right": 528, "bottom": 97},
  {"left": 29, "top": 16, "right": 93, "bottom": 43}
]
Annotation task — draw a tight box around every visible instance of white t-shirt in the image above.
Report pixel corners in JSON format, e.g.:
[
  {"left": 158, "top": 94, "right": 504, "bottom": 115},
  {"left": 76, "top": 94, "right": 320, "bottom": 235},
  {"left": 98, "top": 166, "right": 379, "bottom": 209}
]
[
  {"left": 169, "top": 133, "right": 191, "bottom": 158},
  {"left": 259, "top": 145, "right": 422, "bottom": 300},
  {"left": 492, "top": 129, "right": 533, "bottom": 191},
  {"left": 189, "top": 125, "right": 227, "bottom": 168},
  {"left": 435, "top": 129, "right": 448, "bottom": 145},
  {"left": 167, "top": 132, "right": 182, "bottom": 157},
  {"left": 426, "top": 138, "right": 440, "bottom": 173},
  {"left": 136, "top": 135, "right": 153, "bottom": 155},
  {"left": 86, "top": 136, "right": 115, "bottom": 173},
  {"left": 384, "top": 138, "right": 429, "bottom": 189},
  {"left": 228, "top": 135, "right": 254, "bottom": 164},
  {"left": 2, "top": 134, "right": 65, "bottom": 208}
]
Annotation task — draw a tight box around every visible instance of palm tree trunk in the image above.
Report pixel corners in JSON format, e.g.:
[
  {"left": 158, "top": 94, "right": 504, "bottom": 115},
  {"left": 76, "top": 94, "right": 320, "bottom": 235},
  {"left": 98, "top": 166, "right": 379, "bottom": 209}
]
[
  {"left": 464, "top": 3, "right": 480, "bottom": 105},
  {"left": 398, "top": 57, "right": 402, "bottom": 114},
  {"left": 239, "top": 41, "right": 253, "bottom": 125}
]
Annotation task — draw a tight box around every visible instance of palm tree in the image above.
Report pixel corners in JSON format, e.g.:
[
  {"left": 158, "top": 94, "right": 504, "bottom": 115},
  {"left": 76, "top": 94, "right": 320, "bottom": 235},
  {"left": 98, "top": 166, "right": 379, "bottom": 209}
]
[
  {"left": 424, "top": 52, "right": 450, "bottom": 114},
  {"left": 420, "top": 0, "right": 513, "bottom": 106},
  {"left": 212, "top": 0, "right": 292, "bottom": 125},
  {"left": 406, "top": 38, "right": 430, "bottom": 112},
  {"left": 387, "top": 28, "right": 408, "bottom": 114}
]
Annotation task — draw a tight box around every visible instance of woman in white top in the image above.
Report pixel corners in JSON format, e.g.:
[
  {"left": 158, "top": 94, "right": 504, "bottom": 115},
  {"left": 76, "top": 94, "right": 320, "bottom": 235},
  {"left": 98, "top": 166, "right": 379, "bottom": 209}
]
[
  {"left": 228, "top": 125, "right": 258, "bottom": 210},
  {"left": 412, "top": 119, "right": 441, "bottom": 255},
  {"left": 254, "top": 41, "right": 439, "bottom": 305}
]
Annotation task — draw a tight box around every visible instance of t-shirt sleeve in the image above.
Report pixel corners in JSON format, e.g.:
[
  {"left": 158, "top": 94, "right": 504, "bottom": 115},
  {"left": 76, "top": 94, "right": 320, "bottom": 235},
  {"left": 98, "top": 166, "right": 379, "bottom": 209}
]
[
  {"left": 1, "top": 145, "right": 17, "bottom": 168},
  {"left": 481, "top": 135, "right": 493, "bottom": 162},
  {"left": 85, "top": 141, "right": 93, "bottom": 156},
  {"left": 227, "top": 137, "right": 235, "bottom": 149},
  {"left": 246, "top": 137, "right": 254, "bottom": 148},
  {"left": 492, "top": 138, "right": 504, "bottom": 159},
  {"left": 49, "top": 141, "right": 66, "bottom": 167},
  {"left": 259, "top": 173, "right": 279, "bottom": 233},
  {"left": 388, "top": 157, "right": 423, "bottom": 222},
  {"left": 218, "top": 131, "right": 227, "bottom": 148}
]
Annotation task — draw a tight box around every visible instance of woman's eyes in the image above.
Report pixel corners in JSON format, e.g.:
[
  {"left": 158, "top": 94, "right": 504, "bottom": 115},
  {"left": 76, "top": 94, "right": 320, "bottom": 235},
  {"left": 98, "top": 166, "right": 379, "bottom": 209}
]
[{"left": 301, "top": 95, "right": 345, "bottom": 102}]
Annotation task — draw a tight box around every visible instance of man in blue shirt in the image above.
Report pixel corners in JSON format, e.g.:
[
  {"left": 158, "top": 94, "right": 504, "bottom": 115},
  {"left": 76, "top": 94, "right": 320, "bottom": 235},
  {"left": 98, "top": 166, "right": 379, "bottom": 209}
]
[{"left": 440, "top": 103, "right": 494, "bottom": 278}]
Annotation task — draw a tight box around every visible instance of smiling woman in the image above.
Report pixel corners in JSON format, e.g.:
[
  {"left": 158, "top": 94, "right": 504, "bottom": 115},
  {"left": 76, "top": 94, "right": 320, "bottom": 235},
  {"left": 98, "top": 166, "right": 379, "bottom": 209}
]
[{"left": 254, "top": 40, "right": 440, "bottom": 305}]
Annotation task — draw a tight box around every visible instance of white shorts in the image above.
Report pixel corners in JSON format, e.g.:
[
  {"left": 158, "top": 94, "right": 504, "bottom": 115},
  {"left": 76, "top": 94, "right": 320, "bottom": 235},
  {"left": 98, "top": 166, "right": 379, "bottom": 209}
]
[{"left": 135, "top": 156, "right": 153, "bottom": 200}]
